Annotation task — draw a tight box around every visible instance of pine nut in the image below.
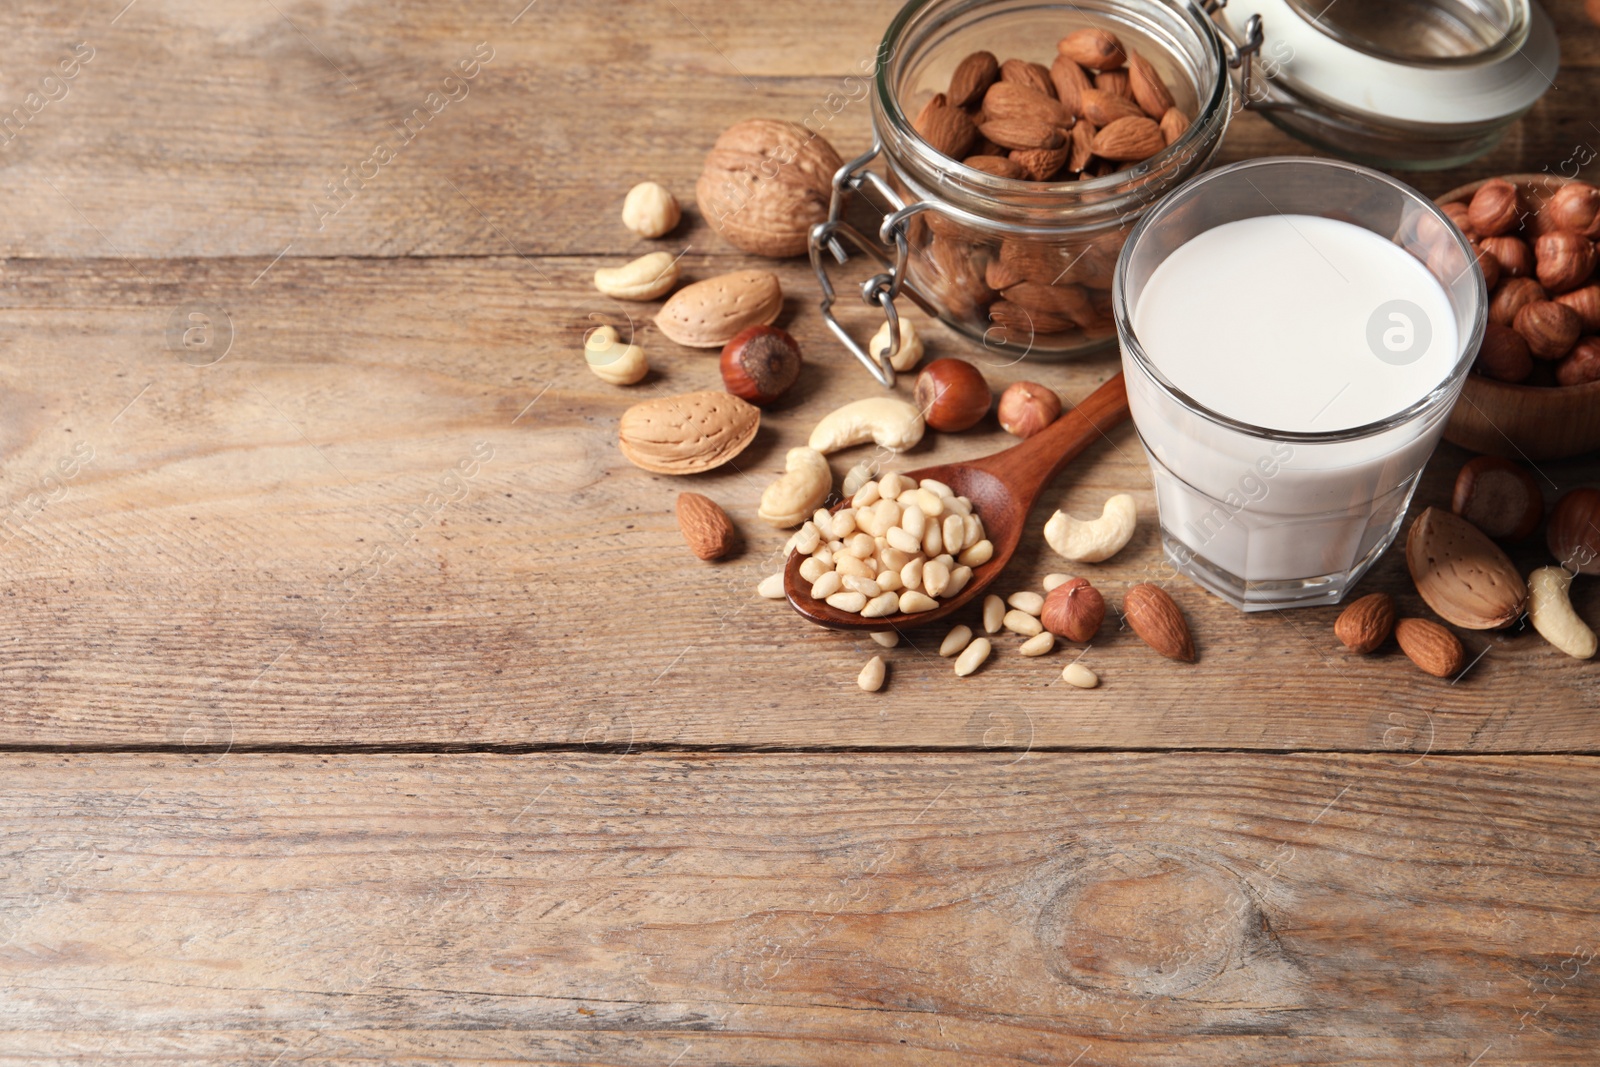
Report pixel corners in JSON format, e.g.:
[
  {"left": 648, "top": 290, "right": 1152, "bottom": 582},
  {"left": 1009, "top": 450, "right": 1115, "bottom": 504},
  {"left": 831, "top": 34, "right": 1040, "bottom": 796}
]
[
  {"left": 793, "top": 523, "right": 822, "bottom": 556},
  {"left": 901, "top": 558, "right": 924, "bottom": 592},
  {"left": 832, "top": 508, "right": 857, "bottom": 537},
  {"left": 920, "top": 477, "right": 953, "bottom": 497},
  {"left": 862, "top": 591, "right": 901, "bottom": 617},
  {"left": 826, "top": 590, "right": 867, "bottom": 613},
  {"left": 813, "top": 548, "right": 833, "bottom": 567},
  {"left": 923, "top": 559, "right": 951, "bottom": 597},
  {"left": 1008, "top": 591, "right": 1045, "bottom": 616},
  {"left": 858, "top": 655, "right": 886, "bottom": 691},
  {"left": 1062, "top": 662, "right": 1099, "bottom": 688},
  {"left": 758, "top": 572, "right": 786, "bottom": 599},
  {"left": 933, "top": 552, "right": 955, "bottom": 569},
  {"left": 945, "top": 565, "right": 973, "bottom": 598},
  {"left": 842, "top": 463, "right": 875, "bottom": 498},
  {"left": 899, "top": 590, "right": 938, "bottom": 613},
  {"left": 982, "top": 594, "right": 1005, "bottom": 633},
  {"left": 943, "top": 514, "right": 966, "bottom": 554},
  {"left": 963, "top": 513, "right": 982, "bottom": 547},
  {"left": 876, "top": 569, "right": 903, "bottom": 592},
  {"left": 838, "top": 556, "right": 877, "bottom": 581},
  {"left": 843, "top": 575, "right": 881, "bottom": 598},
  {"left": 1043, "top": 573, "right": 1073, "bottom": 592},
  {"left": 799, "top": 556, "right": 828, "bottom": 583},
  {"left": 813, "top": 509, "right": 834, "bottom": 539},
  {"left": 911, "top": 487, "right": 944, "bottom": 516},
  {"left": 847, "top": 533, "right": 876, "bottom": 559},
  {"left": 811, "top": 571, "right": 843, "bottom": 599},
  {"left": 958, "top": 539, "right": 994, "bottom": 567},
  {"left": 939, "top": 624, "right": 973, "bottom": 657},
  {"left": 879, "top": 472, "right": 907, "bottom": 499},
  {"left": 883, "top": 546, "right": 914, "bottom": 572},
  {"left": 828, "top": 539, "right": 844, "bottom": 553},
  {"left": 954, "top": 637, "right": 992, "bottom": 676},
  {"left": 900, "top": 504, "right": 925, "bottom": 539},
  {"left": 1019, "top": 632, "right": 1055, "bottom": 656},
  {"left": 886, "top": 526, "right": 921, "bottom": 554},
  {"left": 1003, "top": 609, "right": 1043, "bottom": 636},
  {"left": 875, "top": 499, "right": 902, "bottom": 530},
  {"left": 945, "top": 495, "right": 972, "bottom": 516},
  {"left": 870, "top": 630, "right": 899, "bottom": 648},
  {"left": 921, "top": 520, "right": 943, "bottom": 557},
  {"left": 852, "top": 481, "right": 881, "bottom": 509}
]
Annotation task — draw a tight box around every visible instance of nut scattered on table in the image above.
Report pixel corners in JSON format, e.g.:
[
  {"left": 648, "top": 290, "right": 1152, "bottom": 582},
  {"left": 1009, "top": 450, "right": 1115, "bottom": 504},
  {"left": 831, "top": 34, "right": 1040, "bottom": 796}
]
[
  {"left": 870, "top": 317, "right": 925, "bottom": 372},
  {"left": 696, "top": 119, "right": 842, "bottom": 258},
  {"left": 584, "top": 324, "right": 648, "bottom": 385},
  {"left": 1405, "top": 507, "right": 1527, "bottom": 630},
  {"left": 1547, "top": 487, "right": 1600, "bottom": 575},
  {"left": 758, "top": 446, "right": 832, "bottom": 528},
  {"left": 1451, "top": 456, "right": 1543, "bottom": 542},
  {"left": 954, "top": 636, "right": 992, "bottom": 676},
  {"left": 1395, "top": 617, "right": 1465, "bottom": 678},
  {"left": 914, "top": 358, "right": 991, "bottom": 432},
  {"left": 808, "top": 397, "right": 926, "bottom": 454},
  {"left": 1121, "top": 583, "right": 1194, "bottom": 662},
  {"left": 654, "top": 270, "right": 783, "bottom": 348},
  {"left": 594, "top": 250, "right": 680, "bottom": 301},
  {"left": 1334, "top": 592, "right": 1396, "bottom": 654},
  {"left": 621, "top": 181, "right": 681, "bottom": 238},
  {"left": 1526, "top": 566, "right": 1598, "bottom": 659},
  {"left": 858, "top": 655, "right": 887, "bottom": 692},
  {"left": 617, "top": 390, "right": 759, "bottom": 475},
  {"left": 675, "top": 492, "right": 738, "bottom": 561},
  {"left": 721, "top": 324, "right": 802, "bottom": 406},
  {"left": 997, "top": 381, "right": 1061, "bottom": 437},
  {"left": 1044, "top": 493, "right": 1136, "bottom": 562},
  {"left": 1041, "top": 577, "right": 1104, "bottom": 643}
]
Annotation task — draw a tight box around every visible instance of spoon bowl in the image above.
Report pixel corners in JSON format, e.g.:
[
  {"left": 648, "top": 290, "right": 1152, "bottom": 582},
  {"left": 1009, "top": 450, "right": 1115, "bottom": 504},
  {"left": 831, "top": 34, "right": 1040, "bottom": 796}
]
[{"left": 785, "top": 373, "right": 1131, "bottom": 631}]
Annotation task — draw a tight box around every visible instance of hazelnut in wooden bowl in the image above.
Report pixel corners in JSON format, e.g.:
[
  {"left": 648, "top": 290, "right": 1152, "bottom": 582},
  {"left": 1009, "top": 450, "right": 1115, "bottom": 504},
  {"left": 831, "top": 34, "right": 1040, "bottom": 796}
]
[{"left": 1439, "top": 173, "right": 1600, "bottom": 460}]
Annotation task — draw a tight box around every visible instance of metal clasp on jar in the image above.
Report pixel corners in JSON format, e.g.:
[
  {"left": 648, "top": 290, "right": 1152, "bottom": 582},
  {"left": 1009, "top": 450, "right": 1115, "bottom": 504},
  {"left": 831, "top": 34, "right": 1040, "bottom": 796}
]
[{"left": 1200, "top": 2, "right": 1302, "bottom": 115}]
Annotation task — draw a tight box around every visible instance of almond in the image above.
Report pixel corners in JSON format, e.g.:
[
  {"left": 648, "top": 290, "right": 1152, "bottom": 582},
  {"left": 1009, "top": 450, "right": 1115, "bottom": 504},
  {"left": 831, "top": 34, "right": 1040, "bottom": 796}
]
[
  {"left": 618, "top": 391, "right": 759, "bottom": 475},
  {"left": 1058, "top": 28, "right": 1126, "bottom": 71},
  {"left": 988, "top": 298, "right": 1074, "bottom": 335},
  {"left": 1003, "top": 280, "right": 1092, "bottom": 323},
  {"left": 985, "top": 256, "right": 1023, "bottom": 291},
  {"left": 1158, "top": 106, "right": 1190, "bottom": 146},
  {"left": 1049, "top": 55, "right": 1092, "bottom": 117},
  {"left": 1405, "top": 507, "right": 1527, "bottom": 630},
  {"left": 654, "top": 270, "right": 782, "bottom": 348},
  {"left": 979, "top": 117, "right": 1065, "bottom": 151},
  {"left": 1068, "top": 121, "right": 1096, "bottom": 172},
  {"left": 1122, "top": 583, "right": 1195, "bottom": 661},
  {"left": 1395, "top": 618, "right": 1465, "bottom": 678},
  {"left": 1090, "top": 116, "right": 1164, "bottom": 161},
  {"left": 1041, "top": 577, "right": 1105, "bottom": 642},
  {"left": 964, "top": 154, "right": 1027, "bottom": 179},
  {"left": 1079, "top": 87, "right": 1144, "bottom": 127},
  {"left": 1126, "top": 52, "right": 1175, "bottom": 119},
  {"left": 982, "top": 81, "right": 1072, "bottom": 127},
  {"left": 1009, "top": 144, "right": 1070, "bottom": 181},
  {"left": 696, "top": 119, "right": 842, "bottom": 258},
  {"left": 915, "top": 93, "right": 978, "bottom": 159},
  {"left": 675, "top": 492, "right": 738, "bottom": 560},
  {"left": 948, "top": 50, "right": 999, "bottom": 108},
  {"left": 1095, "top": 69, "right": 1132, "bottom": 100},
  {"left": 1334, "top": 592, "right": 1396, "bottom": 654},
  {"left": 999, "top": 57, "right": 1056, "bottom": 98}
]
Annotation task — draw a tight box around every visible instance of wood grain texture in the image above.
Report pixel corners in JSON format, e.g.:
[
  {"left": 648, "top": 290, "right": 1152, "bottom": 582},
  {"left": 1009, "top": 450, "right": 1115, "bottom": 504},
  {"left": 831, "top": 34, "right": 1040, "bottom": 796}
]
[
  {"left": 0, "top": 252, "right": 1596, "bottom": 750},
  {"left": 1, "top": 752, "right": 1597, "bottom": 1064}
]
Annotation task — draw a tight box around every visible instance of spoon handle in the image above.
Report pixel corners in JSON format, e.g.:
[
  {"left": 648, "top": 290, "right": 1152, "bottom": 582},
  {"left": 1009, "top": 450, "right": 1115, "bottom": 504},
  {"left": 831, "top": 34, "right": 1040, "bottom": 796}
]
[{"left": 967, "top": 373, "right": 1131, "bottom": 505}]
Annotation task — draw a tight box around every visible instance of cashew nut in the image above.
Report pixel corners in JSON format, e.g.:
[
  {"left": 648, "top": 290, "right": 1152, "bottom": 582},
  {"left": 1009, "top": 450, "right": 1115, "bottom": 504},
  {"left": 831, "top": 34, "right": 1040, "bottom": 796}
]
[
  {"left": 584, "top": 325, "right": 648, "bottom": 385},
  {"left": 758, "top": 446, "right": 832, "bottom": 528},
  {"left": 593, "top": 251, "right": 679, "bottom": 301},
  {"left": 808, "top": 397, "right": 925, "bottom": 455},
  {"left": 870, "top": 316, "right": 924, "bottom": 372},
  {"left": 1044, "top": 493, "right": 1137, "bottom": 563},
  {"left": 1527, "top": 566, "right": 1597, "bottom": 659}
]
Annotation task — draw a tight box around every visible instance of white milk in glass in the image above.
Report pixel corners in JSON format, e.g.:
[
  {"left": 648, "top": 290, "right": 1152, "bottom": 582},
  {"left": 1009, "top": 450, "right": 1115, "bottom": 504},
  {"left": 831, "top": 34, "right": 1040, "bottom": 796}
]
[{"left": 1129, "top": 214, "right": 1458, "bottom": 586}]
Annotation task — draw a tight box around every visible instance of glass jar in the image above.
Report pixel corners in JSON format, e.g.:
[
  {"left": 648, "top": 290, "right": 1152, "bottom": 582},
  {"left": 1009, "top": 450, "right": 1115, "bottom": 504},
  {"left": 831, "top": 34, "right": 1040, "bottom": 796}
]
[
  {"left": 810, "top": 0, "right": 1231, "bottom": 385},
  {"left": 1213, "top": 0, "right": 1558, "bottom": 170}
]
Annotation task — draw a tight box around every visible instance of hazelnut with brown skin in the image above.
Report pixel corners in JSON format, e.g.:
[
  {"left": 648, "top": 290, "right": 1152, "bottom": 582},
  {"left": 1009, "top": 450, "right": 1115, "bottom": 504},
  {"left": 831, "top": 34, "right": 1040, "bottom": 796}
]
[
  {"left": 1556, "top": 337, "right": 1600, "bottom": 387},
  {"left": 1514, "top": 300, "right": 1582, "bottom": 360},
  {"left": 1475, "top": 323, "right": 1533, "bottom": 383},
  {"left": 1556, "top": 284, "right": 1600, "bottom": 331},
  {"left": 1548, "top": 487, "right": 1600, "bottom": 575},
  {"left": 997, "top": 381, "right": 1062, "bottom": 437},
  {"left": 1490, "top": 277, "right": 1547, "bottom": 328},
  {"left": 1452, "top": 456, "right": 1543, "bottom": 541},
  {"left": 1479, "top": 235, "right": 1533, "bottom": 278},
  {"left": 1546, "top": 182, "right": 1600, "bottom": 240},
  {"left": 1535, "top": 231, "right": 1598, "bottom": 294},
  {"left": 719, "top": 325, "right": 802, "bottom": 407},
  {"left": 1468, "top": 178, "right": 1522, "bottom": 236},
  {"left": 914, "top": 358, "right": 991, "bottom": 432}
]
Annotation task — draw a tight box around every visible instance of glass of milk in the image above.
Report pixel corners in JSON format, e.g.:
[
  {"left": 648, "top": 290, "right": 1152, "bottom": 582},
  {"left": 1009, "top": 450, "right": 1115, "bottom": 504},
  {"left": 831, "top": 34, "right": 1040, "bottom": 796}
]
[{"left": 1114, "top": 157, "right": 1486, "bottom": 611}]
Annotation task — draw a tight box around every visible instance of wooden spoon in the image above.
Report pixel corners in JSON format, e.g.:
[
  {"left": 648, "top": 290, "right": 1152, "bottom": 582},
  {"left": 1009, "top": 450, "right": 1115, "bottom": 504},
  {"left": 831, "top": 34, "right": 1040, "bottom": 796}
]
[{"left": 786, "top": 373, "right": 1131, "bottom": 631}]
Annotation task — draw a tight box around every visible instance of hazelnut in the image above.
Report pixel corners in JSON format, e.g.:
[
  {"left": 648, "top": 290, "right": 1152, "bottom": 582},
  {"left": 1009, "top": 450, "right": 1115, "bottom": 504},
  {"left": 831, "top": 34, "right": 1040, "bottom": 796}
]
[
  {"left": 719, "top": 325, "right": 802, "bottom": 406},
  {"left": 1555, "top": 284, "right": 1600, "bottom": 331},
  {"left": 621, "top": 181, "right": 681, "bottom": 238},
  {"left": 1467, "top": 178, "right": 1521, "bottom": 237},
  {"left": 1452, "top": 456, "right": 1543, "bottom": 541},
  {"left": 1439, "top": 200, "right": 1478, "bottom": 241},
  {"left": 997, "top": 381, "right": 1062, "bottom": 437},
  {"left": 1474, "top": 323, "right": 1533, "bottom": 383},
  {"left": 1514, "top": 300, "right": 1582, "bottom": 360},
  {"left": 1040, "top": 577, "right": 1105, "bottom": 642},
  {"left": 1480, "top": 235, "right": 1533, "bottom": 279},
  {"left": 1545, "top": 182, "right": 1600, "bottom": 239},
  {"left": 914, "top": 358, "right": 991, "bottom": 432},
  {"left": 1428, "top": 240, "right": 1490, "bottom": 290},
  {"left": 1556, "top": 336, "right": 1600, "bottom": 387},
  {"left": 1489, "top": 276, "right": 1547, "bottom": 328},
  {"left": 1548, "top": 487, "right": 1600, "bottom": 575},
  {"left": 1535, "top": 231, "right": 1598, "bottom": 294},
  {"left": 1473, "top": 243, "right": 1502, "bottom": 292},
  {"left": 870, "top": 316, "right": 924, "bottom": 373}
]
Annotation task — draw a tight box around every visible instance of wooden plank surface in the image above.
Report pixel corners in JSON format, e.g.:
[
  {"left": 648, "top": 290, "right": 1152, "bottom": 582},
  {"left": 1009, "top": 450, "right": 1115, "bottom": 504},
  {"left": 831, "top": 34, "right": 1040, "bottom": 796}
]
[{"left": 1, "top": 752, "right": 1597, "bottom": 1064}]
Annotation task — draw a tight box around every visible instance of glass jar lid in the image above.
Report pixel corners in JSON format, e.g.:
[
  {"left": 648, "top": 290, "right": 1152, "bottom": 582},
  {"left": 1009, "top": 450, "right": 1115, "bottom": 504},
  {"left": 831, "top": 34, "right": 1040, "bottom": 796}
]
[{"left": 1217, "top": 0, "right": 1558, "bottom": 125}]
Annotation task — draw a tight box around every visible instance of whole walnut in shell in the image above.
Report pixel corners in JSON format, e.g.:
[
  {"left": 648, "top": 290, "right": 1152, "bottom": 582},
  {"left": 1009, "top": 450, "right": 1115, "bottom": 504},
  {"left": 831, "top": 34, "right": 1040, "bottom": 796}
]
[{"left": 696, "top": 119, "right": 843, "bottom": 258}]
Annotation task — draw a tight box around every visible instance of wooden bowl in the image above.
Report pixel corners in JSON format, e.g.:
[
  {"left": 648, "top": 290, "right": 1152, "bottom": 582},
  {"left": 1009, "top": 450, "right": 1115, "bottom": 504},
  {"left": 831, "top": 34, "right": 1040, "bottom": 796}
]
[{"left": 1439, "top": 173, "right": 1600, "bottom": 461}]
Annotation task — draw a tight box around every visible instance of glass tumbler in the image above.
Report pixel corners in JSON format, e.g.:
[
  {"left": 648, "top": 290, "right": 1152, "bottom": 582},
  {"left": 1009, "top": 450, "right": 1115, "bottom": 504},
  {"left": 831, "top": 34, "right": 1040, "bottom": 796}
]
[{"left": 1114, "top": 157, "right": 1486, "bottom": 611}]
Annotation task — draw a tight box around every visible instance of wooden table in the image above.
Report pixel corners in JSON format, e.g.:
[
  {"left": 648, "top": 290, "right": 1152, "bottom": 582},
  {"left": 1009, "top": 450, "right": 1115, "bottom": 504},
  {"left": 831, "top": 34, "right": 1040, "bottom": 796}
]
[{"left": 1, "top": 1, "right": 1596, "bottom": 1062}]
